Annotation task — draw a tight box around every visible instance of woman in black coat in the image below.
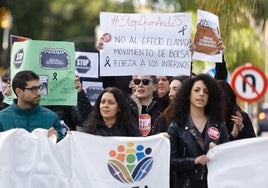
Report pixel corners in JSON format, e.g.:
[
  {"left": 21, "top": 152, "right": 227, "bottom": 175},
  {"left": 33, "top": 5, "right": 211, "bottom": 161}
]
[
  {"left": 217, "top": 80, "right": 256, "bottom": 140},
  {"left": 168, "top": 74, "right": 229, "bottom": 188}
]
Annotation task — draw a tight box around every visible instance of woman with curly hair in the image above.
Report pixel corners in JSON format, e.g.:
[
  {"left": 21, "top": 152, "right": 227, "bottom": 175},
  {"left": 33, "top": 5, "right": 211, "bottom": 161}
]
[
  {"left": 167, "top": 74, "right": 229, "bottom": 188},
  {"left": 81, "top": 87, "right": 140, "bottom": 137}
]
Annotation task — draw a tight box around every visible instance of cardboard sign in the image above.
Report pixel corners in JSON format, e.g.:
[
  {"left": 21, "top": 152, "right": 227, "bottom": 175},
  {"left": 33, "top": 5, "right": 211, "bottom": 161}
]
[
  {"left": 192, "top": 10, "right": 222, "bottom": 62},
  {"left": 5, "top": 40, "right": 77, "bottom": 106},
  {"left": 100, "top": 12, "right": 192, "bottom": 76}
]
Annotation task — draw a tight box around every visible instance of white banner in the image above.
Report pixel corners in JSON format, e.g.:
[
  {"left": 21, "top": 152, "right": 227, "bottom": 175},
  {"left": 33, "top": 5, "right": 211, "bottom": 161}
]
[
  {"left": 207, "top": 137, "right": 268, "bottom": 188},
  {"left": 0, "top": 129, "right": 170, "bottom": 188},
  {"left": 100, "top": 12, "right": 192, "bottom": 76}
]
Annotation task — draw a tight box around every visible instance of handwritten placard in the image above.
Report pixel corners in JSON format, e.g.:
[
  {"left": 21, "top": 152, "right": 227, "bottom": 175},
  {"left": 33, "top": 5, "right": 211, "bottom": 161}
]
[
  {"left": 100, "top": 12, "right": 192, "bottom": 76},
  {"left": 5, "top": 40, "right": 77, "bottom": 106}
]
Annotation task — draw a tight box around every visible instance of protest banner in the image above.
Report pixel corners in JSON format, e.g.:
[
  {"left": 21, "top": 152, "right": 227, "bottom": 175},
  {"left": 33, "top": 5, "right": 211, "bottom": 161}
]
[
  {"left": 100, "top": 12, "right": 192, "bottom": 76},
  {"left": 4, "top": 40, "right": 77, "bottom": 106},
  {"left": 0, "top": 129, "right": 170, "bottom": 188},
  {"left": 192, "top": 10, "right": 223, "bottom": 62},
  {"left": 75, "top": 51, "right": 99, "bottom": 78},
  {"left": 207, "top": 137, "right": 268, "bottom": 188}
]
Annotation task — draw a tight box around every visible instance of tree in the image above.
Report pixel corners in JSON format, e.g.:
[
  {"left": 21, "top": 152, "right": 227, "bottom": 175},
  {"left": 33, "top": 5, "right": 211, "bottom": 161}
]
[
  {"left": 0, "top": 0, "right": 265, "bottom": 73},
  {"left": 253, "top": 0, "right": 268, "bottom": 31},
  {"left": 177, "top": 0, "right": 264, "bottom": 73}
]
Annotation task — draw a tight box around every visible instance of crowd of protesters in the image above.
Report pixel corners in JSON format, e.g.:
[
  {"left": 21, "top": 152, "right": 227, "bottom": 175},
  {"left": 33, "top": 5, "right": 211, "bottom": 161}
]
[{"left": 0, "top": 35, "right": 257, "bottom": 188}]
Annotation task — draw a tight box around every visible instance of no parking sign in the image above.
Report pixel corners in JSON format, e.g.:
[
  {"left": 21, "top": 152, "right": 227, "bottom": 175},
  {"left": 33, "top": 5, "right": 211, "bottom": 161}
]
[{"left": 230, "top": 64, "right": 268, "bottom": 103}]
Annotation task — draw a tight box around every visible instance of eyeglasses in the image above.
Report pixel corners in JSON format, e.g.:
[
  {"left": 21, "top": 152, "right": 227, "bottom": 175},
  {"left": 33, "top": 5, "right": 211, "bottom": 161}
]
[
  {"left": 23, "top": 85, "right": 43, "bottom": 94},
  {"left": 133, "top": 79, "right": 153, "bottom": 86}
]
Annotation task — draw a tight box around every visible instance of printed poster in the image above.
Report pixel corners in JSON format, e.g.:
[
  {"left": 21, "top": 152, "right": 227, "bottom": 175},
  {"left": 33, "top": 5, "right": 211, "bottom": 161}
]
[
  {"left": 75, "top": 51, "right": 99, "bottom": 78},
  {"left": 5, "top": 40, "right": 77, "bottom": 106},
  {"left": 192, "top": 10, "right": 222, "bottom": 62},
  {"left": 100, "top": 12, "right": 192, "bottom": 76},
  {"left": 82, "top": 81, "right": 103, "bottom": 106}
]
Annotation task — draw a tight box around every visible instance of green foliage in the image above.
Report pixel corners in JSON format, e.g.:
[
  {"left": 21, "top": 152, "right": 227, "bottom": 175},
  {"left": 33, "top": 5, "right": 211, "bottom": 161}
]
[
  {"left": 253, "top": 0, "right": 268, "bottom": 30},
  {"left": 46, "top": 0, "right": 135, "bottom": 50},
  {"left": 0, "top": 0, "right": 266, "bottom": 73},
  {"left": 226, "top": 27, "right": 265, "bottom": 72},
  {"left": 5, "top": 0, "right": 135, "bottom": 51},
  {"left": 6, "top": 0, "right": 51, "bottom": 39}
]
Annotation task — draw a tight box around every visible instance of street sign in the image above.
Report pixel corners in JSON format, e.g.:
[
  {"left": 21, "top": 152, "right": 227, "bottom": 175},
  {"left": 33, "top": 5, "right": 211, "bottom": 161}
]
[{"left": 230, "top": 64, "right": 268, "bottom": 103}]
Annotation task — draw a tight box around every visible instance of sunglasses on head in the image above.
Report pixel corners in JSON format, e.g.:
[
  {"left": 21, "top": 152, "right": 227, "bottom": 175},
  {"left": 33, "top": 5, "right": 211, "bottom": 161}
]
[{"left": 133, "top": 79, "right": 153, "bottom": 86}]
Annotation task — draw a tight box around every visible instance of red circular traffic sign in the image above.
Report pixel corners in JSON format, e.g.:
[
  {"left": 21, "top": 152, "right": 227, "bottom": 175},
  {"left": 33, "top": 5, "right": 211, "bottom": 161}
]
[{"left": 230, "top": 64, "right": 268, "bottom": 103}]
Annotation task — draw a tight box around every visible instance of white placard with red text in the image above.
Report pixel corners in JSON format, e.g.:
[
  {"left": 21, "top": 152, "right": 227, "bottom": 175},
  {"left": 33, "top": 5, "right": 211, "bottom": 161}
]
[{"left": 100, "top": 12, "right": 192, "bottom": 76}]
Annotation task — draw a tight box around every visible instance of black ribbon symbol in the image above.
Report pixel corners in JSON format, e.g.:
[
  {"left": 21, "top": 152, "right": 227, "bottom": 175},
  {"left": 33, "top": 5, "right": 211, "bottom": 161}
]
[
  {"left": 104, "top": 56, "right": 111, "bottom": 67},
  {"left": 178, "top": 25, "right": 187, "bottom": 36},
  {"left": 53, "top": 72, "right": 57, "bottom": 80}
]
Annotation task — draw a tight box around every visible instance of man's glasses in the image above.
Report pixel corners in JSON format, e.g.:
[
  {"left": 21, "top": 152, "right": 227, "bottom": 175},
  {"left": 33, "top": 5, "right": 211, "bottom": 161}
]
[
  {"left": 23, "top": 85, "right": 43, "bottom": 94},
  {"left": 133, "top": 79, "right": 153, "bottom": 86}
]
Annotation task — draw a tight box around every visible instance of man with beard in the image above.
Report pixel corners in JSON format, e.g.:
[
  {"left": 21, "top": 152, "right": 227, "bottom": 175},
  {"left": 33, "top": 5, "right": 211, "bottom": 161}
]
[{"left": 0, "top": 70, "right": 63, "bottom": 141}]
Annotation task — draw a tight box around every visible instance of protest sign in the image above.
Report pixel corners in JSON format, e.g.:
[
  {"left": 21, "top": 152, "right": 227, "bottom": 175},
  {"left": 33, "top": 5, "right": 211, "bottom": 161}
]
[
  {"left": 192, "top": 10, "right": 222, "bottom": 62},
  {"left": 5, "top": 40, "right": 77, "bottom": 106},
  {"left": 75, "top": 51, "right": 99, "bottom": 78},
  {"left": 0, "top": 128, "right": 170, "bottom": 188},
  {"left": 100, "top": 12, "right": 192, "bottom": 76},
  {"left": 82, "top": 80, "right": 103, "bottom": 106}
]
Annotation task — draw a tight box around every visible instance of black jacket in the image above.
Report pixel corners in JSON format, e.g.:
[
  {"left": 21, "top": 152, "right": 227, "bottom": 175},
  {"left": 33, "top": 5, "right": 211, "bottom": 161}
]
[
  {"left": 167, "top": 116, "right": 229, "bottom": 188},
  {"left": 127, "top": 95, "right": 163, "bottom": 136},
  {"left": 46, "top": 89, "right": 92, "bottom": 131},
  {"left": 214, "top": 55, "right": 228, "bottom": 81},
  {"left": 226, "top": 108, "right": 256, "bottom": 140}
]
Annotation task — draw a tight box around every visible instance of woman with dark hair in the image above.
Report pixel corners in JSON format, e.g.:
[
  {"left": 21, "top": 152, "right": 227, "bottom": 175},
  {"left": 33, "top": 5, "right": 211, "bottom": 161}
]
[
  {"left": 167, "top": 74, "right": 229, "bottom": 188},
  {"left": 217, "top": 80, "right": 256, "bottom": 140},
  {"left": 82, "top": 87, "right": 140, "bottom": 137},
  {"left": 152, "top": 75, "right": 190, "bottom": 134}
]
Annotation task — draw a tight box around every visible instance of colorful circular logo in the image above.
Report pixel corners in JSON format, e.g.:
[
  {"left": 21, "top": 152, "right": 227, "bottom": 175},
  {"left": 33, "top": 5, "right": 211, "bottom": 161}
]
[{"left": 107, "top": 142, "right": 153, "bottom": 184}]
